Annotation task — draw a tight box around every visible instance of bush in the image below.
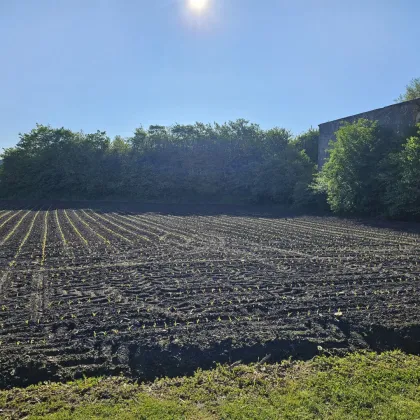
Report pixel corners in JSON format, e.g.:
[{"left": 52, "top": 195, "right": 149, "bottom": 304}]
[
  {"left": 291, "top": 128, "right": 319, "bottom": 165},
  {"left": 314, "top": 119, "right": 404, "bottom": 215},
  {"left": 0, "top": 121, "right": 315, "bottom": 208},
  {"left": 385, "top": 125, "right": 420, "bottom": 218},
  {"left": 315, "top": 119, "right": 420, "bottom": 219}
]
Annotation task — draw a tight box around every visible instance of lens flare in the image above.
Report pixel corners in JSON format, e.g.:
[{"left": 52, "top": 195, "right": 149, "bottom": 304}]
[{"left": 188, "top": 0, "right": 209, "bottom": 12}]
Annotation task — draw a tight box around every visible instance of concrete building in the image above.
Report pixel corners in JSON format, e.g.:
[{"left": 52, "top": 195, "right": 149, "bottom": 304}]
[{"left": 318, "top": 98, "right": 420, "bottom": 168}]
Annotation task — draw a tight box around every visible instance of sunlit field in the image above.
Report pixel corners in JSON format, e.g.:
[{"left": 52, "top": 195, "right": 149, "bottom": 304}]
[{"left": 0, "top": 203, "right": 419, "bottom": 388}]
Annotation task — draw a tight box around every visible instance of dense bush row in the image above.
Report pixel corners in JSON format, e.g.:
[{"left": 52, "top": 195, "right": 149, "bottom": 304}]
[
  {"left": 1, "top": 118, "right": 418, "bottom": 219},
  {"left": 0, "top": 121, "right": 318, "bottom": 207}
]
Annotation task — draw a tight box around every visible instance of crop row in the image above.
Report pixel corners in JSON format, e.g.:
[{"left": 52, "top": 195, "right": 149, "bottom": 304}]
[{"left": 0, "top": 206, "right": 419, "bottom": 387}]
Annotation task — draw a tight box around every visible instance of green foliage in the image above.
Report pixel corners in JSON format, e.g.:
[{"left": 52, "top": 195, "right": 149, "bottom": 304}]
[
  {"left": 0, "top": 121, "right": 315, "bottom": 207},
  {"left": 0, "top": 125, "right": 112, "bottom": 199},
  {"left": 385, "top": 125, "right": 420, "bottom": 217},
  {"left": 315, "top": 118, "right": 419, "bottom": 218},
  {"left": 1, "top": 117, "right": 418, "bottom": 218},
  {"left": 1, "top": 351, "right": 419, "bottom": 419},
  {"left": 396, "top": 77, "right": 420, "bottom": 102},
  {"left": 315, "top": 119, "right": 406, "bottom": 215},
  {"left": 292, "top": 127, "right": 319, "bottom": 165}
]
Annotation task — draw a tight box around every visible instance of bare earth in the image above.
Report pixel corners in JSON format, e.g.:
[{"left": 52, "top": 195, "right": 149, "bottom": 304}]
[{"left": 0, "top": 202, "right": 419, "bottom": 388}]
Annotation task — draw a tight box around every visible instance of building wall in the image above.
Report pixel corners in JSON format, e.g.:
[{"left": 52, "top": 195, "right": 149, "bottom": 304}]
[{"left": 318, "top": 99, "right": 420, "bottom": 168}]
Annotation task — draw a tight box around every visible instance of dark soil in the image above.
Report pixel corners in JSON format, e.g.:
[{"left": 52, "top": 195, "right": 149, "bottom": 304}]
[{"left": 0, "top": 203, "right": 419, "bottom": 388}]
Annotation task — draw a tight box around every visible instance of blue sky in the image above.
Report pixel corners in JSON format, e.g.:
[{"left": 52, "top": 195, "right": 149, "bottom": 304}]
[{"left": 1, "top": 0, "right": 419, "bottom": 149}]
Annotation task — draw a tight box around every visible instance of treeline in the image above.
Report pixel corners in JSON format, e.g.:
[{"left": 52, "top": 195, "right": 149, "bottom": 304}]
[
  {"left": 315, "top": 120, "right": 420, "bottom": 219},
  {"left": 1, "top": 119, "right": 419, "bottom": 219},
  {"left": 0, "top": 121, "right": 319, "bottom": 207}
]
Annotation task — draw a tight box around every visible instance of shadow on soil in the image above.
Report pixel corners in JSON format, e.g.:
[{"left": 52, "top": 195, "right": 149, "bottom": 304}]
[
  {"left": 126, "top": 324, "right": 420, "bottom": 381},
  {"left": 2, "top": 321, "right": 420, "bottom": 389},
  {"left": 0, "top": 200, "right": 419, "bottom": 235}
]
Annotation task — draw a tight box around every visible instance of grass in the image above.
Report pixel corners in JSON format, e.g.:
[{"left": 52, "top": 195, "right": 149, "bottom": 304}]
[{"left": 1, "top": 351, "right": 419, "bottom": 419}]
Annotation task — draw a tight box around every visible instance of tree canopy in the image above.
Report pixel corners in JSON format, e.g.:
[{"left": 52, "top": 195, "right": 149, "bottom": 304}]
[
  {"left": 291, "top": 128, "right": 319, "bottom": 166},
  {"left": 2, "top": 118, "right": 419, "bottom": 220},
  {"left": 0, "top": 121, "right": 316, "bottom": 207},
  {"left": 385, "top": 125, "right": 420, "bottom": 217},
  {"left": 396, "top": 77, "right": 420, "bottom": 102},
  {"left": 315, "top": 119, "right": 420, "bottom": 218}
]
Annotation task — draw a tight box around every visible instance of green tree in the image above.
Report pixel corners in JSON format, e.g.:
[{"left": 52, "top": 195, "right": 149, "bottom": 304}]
[
  {"left": 291, "top": 128, "right": 319, "bottom": 165},
  {"left": 314, "top": 119, "right": 399, "bottom": 214},
  {"left": 129, "top": 127, "right": 148, "bottom": 152},
  {"left": 396, "top": 77, "right": 420, "bottom": 102},
  {"left": 385, "top": 125, "right": 420, "bottom": 217},
  {"left": 0, "top": 125, "right": 79, "bottom": 197},
  {"left": 0, "top": 120, "right": 319, "bottom": 207}
]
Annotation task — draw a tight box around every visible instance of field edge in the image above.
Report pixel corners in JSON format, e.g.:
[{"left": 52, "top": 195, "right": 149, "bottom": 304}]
[{"left": 1, "top": 350, "right": 420, "bottom": 419}]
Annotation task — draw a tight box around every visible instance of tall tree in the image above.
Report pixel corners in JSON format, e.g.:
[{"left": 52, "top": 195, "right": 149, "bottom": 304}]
[
  {"left": 314, "top": 119, "right": 399, "bottom": 214},
  {"left": 291, "top": 128, "right": 319, "bottom": 165},
  {"left": 385, "top": 125, "right": 420, "bottom": 217},
  {"left": 396, "top": 77, "right": 420, "bottom": 102}
]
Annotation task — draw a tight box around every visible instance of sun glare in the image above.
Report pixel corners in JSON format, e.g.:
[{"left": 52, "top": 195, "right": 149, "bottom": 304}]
[{"left": 188, "top": 0, "right": 209, "bottom": 12}]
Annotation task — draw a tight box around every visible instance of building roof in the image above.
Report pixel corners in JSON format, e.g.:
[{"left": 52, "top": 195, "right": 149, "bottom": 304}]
[{"left": 319, "top": 98, "right": 420, "bottom": 127}]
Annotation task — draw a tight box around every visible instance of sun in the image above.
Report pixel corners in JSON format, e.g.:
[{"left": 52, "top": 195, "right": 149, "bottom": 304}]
[{"left": 188, "top": 0, "right": 209, "bottom": 12}]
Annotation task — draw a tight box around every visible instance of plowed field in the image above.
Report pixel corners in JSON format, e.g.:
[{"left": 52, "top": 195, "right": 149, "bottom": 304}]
[{"left": 0, "top": 203, "right": 419, "bottom": 388}]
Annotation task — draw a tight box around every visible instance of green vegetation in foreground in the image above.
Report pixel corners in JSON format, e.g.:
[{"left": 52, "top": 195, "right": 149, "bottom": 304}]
[{"left": 1, "top": 351, "right": 420, "bottom": 419}]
